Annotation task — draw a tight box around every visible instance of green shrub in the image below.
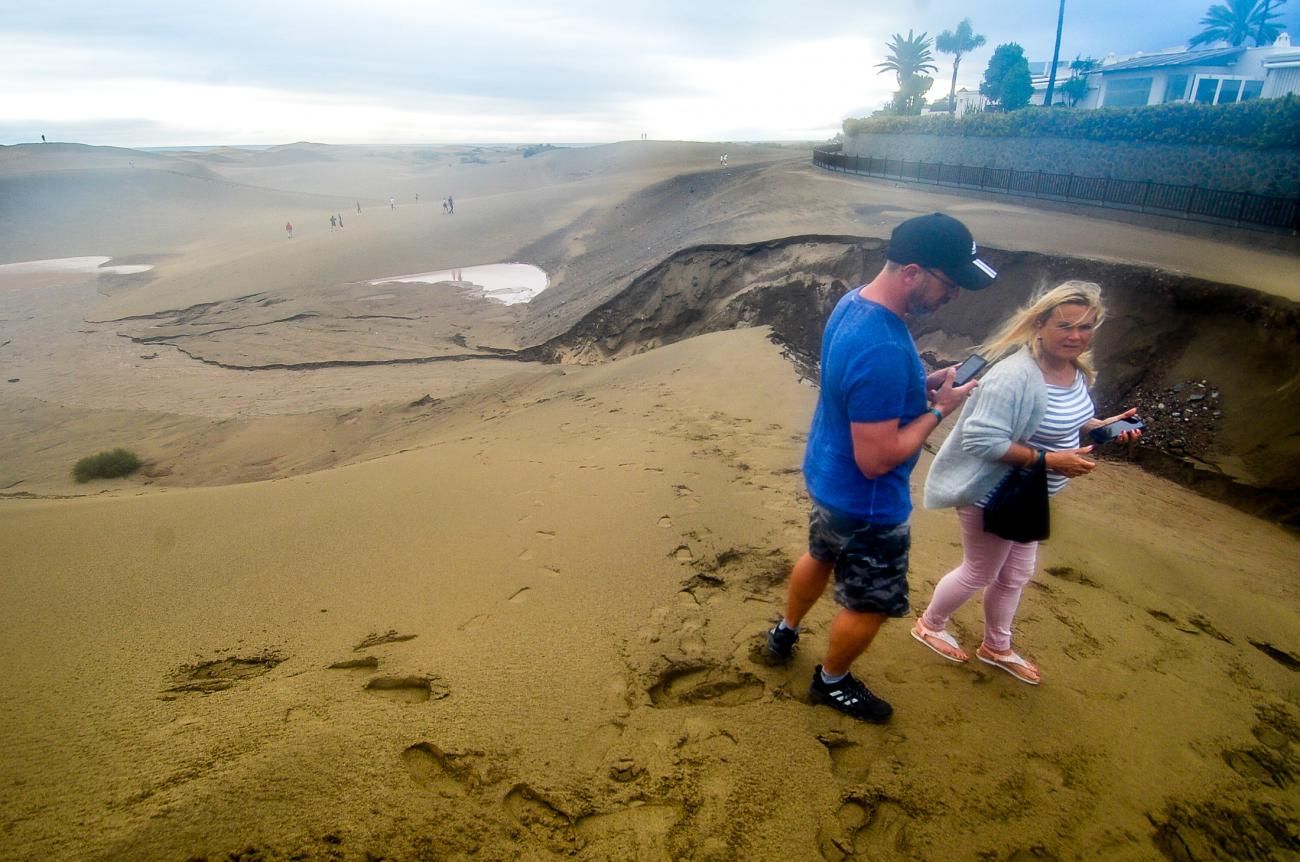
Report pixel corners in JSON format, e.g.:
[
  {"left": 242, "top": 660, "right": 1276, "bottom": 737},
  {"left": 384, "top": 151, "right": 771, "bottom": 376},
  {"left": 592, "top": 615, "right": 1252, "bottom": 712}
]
[
  {"left": 842, "top": 94, "right": 1300, "bottom": 150},
  {"left": 73, "top": 448, "right": 142, "bottom": 483}
]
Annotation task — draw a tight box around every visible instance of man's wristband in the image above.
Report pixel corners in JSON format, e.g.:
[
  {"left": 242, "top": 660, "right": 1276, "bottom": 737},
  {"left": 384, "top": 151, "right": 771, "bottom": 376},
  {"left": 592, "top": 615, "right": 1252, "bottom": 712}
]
[{"left": 927, "top": 407, "right": 944, "bottom": 423}]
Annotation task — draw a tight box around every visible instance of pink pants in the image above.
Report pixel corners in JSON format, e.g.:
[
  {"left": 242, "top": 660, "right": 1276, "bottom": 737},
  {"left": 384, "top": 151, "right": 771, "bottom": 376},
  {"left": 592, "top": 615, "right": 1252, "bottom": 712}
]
[{"left": 920, "top": 505, "right": 1038, "bottom": 652}]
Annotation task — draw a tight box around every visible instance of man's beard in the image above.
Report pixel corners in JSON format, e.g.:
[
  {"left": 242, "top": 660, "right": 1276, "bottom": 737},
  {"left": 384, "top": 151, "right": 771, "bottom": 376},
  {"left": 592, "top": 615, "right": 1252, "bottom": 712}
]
[{"left": 905, "top": 292, "right": 940, "bottom": 316}]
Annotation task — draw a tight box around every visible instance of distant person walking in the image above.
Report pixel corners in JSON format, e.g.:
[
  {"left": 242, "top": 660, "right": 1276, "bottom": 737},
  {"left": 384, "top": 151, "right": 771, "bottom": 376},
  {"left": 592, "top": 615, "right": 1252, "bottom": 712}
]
[
  {"left": 415, "top": 192, "right": 420, "bottom": 202},
  {"left": 41, "top": 134, "right": 46, "bottom": 143},
  {"left": 285, "top": 221, "right": 293, "bottom": 239},
  {"left": 337, "top": 213, "right": 344, "bottom": 229},
  {"left": 329, "top": 214, "right": 337, "bottom": 231},
  {"left": 446, "top": 195, "right": 454, "bottom": 214},
  {"left": 442, "top": 199, "right": 448, "bottom": 214},
  {"left": 356, "top": 200, "right": 362, "bottom": 214},
  {"left": 390, "top": 197, "right": 396, "bottom": 210}
]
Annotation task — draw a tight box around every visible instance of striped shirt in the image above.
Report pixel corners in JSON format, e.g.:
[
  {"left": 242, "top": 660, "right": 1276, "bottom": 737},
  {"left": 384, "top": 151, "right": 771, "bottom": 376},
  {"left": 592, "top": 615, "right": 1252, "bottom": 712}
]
[
  {"left": 979, "top": 369, "right": 1095, "bottom": 505},
  {"left": 1028, "top": 371, "right": 1096, "bottom": 495}
]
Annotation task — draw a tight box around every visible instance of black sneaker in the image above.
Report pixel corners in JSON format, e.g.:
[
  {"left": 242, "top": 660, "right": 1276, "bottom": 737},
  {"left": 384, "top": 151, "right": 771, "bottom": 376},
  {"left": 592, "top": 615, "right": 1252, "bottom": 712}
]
[
  {"left": 809, "top": 665, "right": 893, "bottom": 723},
  {"left": 766, "top": 624, "right": 799, "bottom": 661}
]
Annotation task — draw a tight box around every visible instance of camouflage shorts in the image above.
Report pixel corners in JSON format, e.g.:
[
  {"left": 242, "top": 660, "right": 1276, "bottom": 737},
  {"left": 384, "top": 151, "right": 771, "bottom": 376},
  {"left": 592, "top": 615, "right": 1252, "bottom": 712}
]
[{"left": 808, "top": 503, "right": 911, "bottom": 617}]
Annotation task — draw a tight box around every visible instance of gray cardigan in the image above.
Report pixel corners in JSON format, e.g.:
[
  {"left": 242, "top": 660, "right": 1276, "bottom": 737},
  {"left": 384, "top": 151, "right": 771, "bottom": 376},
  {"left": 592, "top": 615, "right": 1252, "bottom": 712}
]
[{"left": 923, "top": 348, "right": 1049, "bottom": 510}]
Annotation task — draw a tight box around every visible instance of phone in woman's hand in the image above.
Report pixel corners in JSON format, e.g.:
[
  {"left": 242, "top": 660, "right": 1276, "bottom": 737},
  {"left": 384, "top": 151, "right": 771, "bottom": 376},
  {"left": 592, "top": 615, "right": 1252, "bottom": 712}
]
[{"left": 1089, "top": 417, "right": 1146, "bottom": 445}]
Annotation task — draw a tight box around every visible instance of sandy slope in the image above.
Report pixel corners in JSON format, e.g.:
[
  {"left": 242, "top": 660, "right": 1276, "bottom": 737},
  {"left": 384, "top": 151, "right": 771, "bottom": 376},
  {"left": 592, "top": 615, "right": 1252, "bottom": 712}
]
[
  {"left": 2, "top": 328, "right": 1297, "bottom": 861},
  {"left": 0, "top": 141, "right": 1297, "bottom": 860}
]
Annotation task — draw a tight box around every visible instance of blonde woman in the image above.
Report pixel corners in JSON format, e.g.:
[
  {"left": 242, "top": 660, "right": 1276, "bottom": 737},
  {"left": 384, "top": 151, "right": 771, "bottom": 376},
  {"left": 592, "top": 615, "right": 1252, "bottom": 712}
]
[{"left": 913, "top": 282, "right": 1141, "bottom": 684}]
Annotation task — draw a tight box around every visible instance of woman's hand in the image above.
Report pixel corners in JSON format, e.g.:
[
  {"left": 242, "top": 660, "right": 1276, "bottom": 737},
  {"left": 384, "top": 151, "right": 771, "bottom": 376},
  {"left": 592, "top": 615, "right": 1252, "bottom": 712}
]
[
  {"left": 1044, "top": 446, "right": 1096, "bottom": 477},
  {"left": 1089, "top": 407, "right": 1144, "bottom": 444}
]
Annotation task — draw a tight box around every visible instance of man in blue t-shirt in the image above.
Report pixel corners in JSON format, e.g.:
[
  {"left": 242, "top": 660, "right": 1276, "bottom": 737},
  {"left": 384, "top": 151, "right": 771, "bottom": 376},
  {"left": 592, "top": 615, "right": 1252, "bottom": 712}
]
[{"left": 765, "top": 212, "right": 998, "bottom": 722}]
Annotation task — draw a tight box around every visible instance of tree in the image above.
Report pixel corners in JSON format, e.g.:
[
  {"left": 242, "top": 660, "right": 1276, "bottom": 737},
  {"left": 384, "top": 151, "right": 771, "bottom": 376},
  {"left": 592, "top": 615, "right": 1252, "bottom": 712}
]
[
  {"left": 1061, "top": 56, "right": 1098, "bottom": 106},
  {"left": 1189, "top": 0, "right": 1288, "bottom": 47},
  {"left": 981, "top": 43, "right": 1034, "bottom": 111},
  {"left": 889, "top": 73, "right": 936, "bottom": 114},
  {"left": 936, "top": 19, "right": 987, "bottom": 113},
  {"left": 876, "top": 30, "right": 939, "bottom": 115}
]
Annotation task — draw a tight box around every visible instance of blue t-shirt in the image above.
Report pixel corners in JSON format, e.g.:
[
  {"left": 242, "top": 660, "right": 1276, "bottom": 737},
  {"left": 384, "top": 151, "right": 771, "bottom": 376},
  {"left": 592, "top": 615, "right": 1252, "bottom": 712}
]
[{"left": 803, "top": 291, "right": 926, "bottom": 524}]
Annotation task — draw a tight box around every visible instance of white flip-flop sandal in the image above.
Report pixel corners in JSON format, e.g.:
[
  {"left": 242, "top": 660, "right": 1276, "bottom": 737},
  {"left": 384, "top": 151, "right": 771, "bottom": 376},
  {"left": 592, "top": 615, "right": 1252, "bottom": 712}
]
[
  {"left": 976, "top": 645, "right": 1040, "bottom": 685},
  {"left": 910, "top": 621, "right": 969, "bottom": 663}
]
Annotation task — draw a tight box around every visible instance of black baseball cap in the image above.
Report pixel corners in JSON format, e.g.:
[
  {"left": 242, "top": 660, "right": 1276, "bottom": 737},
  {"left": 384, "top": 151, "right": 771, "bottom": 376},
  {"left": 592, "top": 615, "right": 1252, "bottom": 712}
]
[{"left": 886, "top": 213, "right": 997, "bottom": 290}]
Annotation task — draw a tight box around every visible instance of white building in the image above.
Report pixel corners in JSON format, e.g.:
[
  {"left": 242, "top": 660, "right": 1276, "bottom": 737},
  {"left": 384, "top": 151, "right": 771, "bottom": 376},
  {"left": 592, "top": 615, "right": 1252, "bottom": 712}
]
[{"left": 1035, "top": 33, "right": 1300, "bottom": 109}]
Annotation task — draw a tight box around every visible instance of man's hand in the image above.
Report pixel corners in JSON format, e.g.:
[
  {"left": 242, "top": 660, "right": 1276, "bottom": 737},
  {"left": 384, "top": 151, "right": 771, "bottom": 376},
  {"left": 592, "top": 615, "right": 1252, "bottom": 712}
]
[{"left": 929, "top": 366, "right": 977, "bottom": 418}]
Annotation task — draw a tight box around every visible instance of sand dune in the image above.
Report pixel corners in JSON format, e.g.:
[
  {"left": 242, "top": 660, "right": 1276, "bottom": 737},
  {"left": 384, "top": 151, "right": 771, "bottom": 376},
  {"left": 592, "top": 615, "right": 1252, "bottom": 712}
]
[{"left": 0, "top": 140, "right": 1297, "bottom": 860}]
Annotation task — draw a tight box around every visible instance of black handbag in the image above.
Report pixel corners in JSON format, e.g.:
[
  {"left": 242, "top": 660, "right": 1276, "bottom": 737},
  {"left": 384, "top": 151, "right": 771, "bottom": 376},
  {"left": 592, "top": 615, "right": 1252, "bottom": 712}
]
[{"left": 982, "top": 456, "right": 1050, "bottom": 542}]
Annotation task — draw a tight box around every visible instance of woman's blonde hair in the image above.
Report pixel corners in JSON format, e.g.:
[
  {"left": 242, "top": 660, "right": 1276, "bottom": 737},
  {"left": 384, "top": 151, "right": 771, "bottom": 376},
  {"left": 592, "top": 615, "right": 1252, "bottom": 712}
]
[{"left": 981, "top": 281, "right": 1105, "bottom": 385}]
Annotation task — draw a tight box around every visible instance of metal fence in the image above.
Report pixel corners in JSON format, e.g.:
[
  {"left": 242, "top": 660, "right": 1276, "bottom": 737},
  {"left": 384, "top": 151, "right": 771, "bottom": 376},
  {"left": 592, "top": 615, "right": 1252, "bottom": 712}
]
[{"left": 812, "top": 149, "right": 1300, "bottom": 232}]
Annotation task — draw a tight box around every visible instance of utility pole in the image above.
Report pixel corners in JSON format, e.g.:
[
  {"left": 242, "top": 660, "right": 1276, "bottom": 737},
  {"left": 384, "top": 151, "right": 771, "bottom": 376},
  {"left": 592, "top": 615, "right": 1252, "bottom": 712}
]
[{"left": 1044, "top": 0, "right": 1065, "bottom": 107}]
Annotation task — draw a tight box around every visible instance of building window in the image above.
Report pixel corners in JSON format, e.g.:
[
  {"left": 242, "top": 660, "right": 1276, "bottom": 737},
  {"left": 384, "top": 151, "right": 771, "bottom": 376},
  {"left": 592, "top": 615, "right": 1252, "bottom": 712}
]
[
  {"left": 1105, "top": 76, "right": 1154, "bottom": 106},
  {"left": 1193, "top": 75, "right": 1266, "bottom": 104},
  {"left": 1164, "top": 74, "right": 1190, "bottom": 102}
]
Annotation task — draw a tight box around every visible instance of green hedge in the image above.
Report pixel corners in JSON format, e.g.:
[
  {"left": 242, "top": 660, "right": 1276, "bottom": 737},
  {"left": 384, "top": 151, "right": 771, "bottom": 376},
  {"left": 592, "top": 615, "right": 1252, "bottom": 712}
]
[{"left": 842, "top": 95, "right": 1300, "bottom": 150}]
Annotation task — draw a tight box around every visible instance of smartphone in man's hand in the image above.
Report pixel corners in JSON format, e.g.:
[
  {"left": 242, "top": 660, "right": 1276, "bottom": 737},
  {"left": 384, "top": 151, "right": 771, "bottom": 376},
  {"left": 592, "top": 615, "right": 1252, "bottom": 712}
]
[{"left": 951, "top": 355, "right": 988, "bottom": 387}]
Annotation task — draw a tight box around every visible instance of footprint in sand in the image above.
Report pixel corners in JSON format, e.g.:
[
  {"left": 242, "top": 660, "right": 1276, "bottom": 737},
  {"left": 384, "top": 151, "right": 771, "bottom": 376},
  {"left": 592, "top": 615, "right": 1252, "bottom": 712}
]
[
  {"left": 574, "top": 801, "right": 683, "bottom": 853},
  {"left": 538, "top": 566, "right": 561, "bottom": 578},
  {"left": 327, "top": 656, "right": 379, "bottom": 671},
  {"left": 658, "top": 515, "right": 672, "bottom": 528},
  {"left": 364, "top": 675, "right": 450, "bottom": 703},
  {"left": 518, "top": 548, "right": 534, "bottom": 561},
  {"left": 672, "top": 545, "right": 694, "bottom": 562},
  {"left": 403, "top": 742, "right": 501, "bottom": 795},
  {"left": 1145, "top": 608, "right": 1202, "bottom": 635},
  {"left": 509, "top": 587, "right": 532, "bottom": 603},
  {"left": 1249, "top": 639, "right": 1300, "bottom": 671},
  {"left": 504, "top": 783, "right": 579, "bottom": 853},
  {"left": 673, "top": 485, "right": 701, "bottom": 510},
  {"left": 535, "top": 530, "right": 556, "bottom": 540},
  {"left": 646, "top": 659, "right": 765, "bottom": 708},
  {"left": 353, "top": 630, "right": 417, "bottom": 651},
  {"left": 817, "top": 732, "right": 882, "bottom": 780},
  {"left": 818, "top": 798, "right": 871, "bottom": 862},
  {"left": 458, "top": 614, "right": 490, "bottom": 633},
  {"left": 1045, "top": 565, "right": 1100, "bottom": 588},
  {"left": 163, "top": 653, "right": 285, "bottom": 695},
  {"left": 402, "top": 743, "right": 469, "bottom": 797}
]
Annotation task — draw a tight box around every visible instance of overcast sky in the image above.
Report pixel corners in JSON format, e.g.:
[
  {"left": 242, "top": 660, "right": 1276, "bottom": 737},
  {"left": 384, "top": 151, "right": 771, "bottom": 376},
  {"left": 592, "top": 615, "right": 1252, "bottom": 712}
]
[{"left": 3, "top": 1, "right": 1297, "bottom": 147}]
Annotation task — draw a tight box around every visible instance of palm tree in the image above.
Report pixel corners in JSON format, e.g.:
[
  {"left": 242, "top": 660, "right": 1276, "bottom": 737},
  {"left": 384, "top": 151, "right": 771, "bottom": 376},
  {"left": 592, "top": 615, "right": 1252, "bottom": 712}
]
[
  {"left": 1189, "top": 0, "right": 1287, "bottom": 47},
  {"left": 936, "top": 19, "right": 987, "bottom": 112},
  {"left": 876, "top": 30, "right": 938, "bottom": 85},
  {"left": 877, "top": 30, "right": 939, "bottom": 114}
]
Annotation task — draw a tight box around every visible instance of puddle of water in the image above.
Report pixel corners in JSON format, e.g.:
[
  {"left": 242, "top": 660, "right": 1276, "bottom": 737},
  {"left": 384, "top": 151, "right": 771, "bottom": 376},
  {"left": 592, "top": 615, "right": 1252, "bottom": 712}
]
[
  {"left": 369, "top": 263, "right": 547, "bottom": 305},
  {"left": 0, "top": 256, "right": 154, "bottom": 276}
]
